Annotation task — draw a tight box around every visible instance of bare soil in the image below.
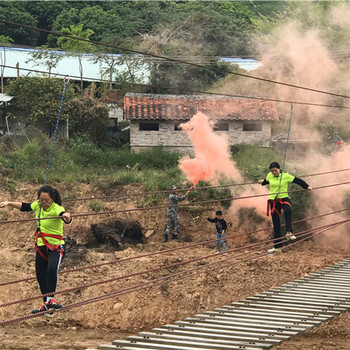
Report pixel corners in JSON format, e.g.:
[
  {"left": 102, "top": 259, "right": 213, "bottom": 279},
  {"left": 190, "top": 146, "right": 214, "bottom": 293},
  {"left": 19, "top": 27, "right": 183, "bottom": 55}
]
[{"left": 0, "top": 183, "right": 349, "bottom": 350}]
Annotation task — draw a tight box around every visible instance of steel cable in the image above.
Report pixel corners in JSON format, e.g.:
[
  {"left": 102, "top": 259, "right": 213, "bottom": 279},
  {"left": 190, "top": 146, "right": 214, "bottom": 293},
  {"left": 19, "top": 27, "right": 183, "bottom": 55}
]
[
  {"left": 0, "top": 218, "right": 345, "bottom": 326},
  {"left": 1, "top": 20, "right": 350, "bottom": 100}
]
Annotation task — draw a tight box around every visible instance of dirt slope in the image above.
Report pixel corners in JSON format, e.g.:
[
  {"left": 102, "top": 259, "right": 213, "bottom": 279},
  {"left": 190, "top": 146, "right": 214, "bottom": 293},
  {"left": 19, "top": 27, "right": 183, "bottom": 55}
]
[{"left": 0, "top": 183, "right": 349, "bottom": 350}]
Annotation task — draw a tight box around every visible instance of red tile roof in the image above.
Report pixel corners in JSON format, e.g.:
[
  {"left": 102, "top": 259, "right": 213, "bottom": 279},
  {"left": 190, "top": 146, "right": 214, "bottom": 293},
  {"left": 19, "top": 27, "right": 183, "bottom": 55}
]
[{"left": 124, "top": 93, "right": 278, "bottom": 121}]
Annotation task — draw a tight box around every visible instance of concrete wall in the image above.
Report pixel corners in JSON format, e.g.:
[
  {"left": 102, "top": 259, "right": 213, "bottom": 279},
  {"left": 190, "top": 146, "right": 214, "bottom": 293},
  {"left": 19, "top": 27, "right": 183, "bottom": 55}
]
[
  {"left": 108, "top": 104, "right": 123, "bottom": 122},
  {"left": 130, "top": 120, "right": 272, "bottom": 153}
]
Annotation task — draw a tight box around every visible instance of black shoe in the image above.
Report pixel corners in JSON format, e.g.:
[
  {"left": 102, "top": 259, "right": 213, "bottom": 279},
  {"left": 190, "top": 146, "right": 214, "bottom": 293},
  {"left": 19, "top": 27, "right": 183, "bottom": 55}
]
[
  {"left": 172, "top": 234, "right": 178, "bottom": 240},
  {"left": 46, "top": 298, "right": 63, "bottom": 310},
  {"left": 163, "top": 234, "right": 168, "bottom": 242},
  {"left": 31, "top": 302, "right": 54, "bottom": 318},
  {"left": 31, "top": 303, "right": 49, "bottom": 314}
]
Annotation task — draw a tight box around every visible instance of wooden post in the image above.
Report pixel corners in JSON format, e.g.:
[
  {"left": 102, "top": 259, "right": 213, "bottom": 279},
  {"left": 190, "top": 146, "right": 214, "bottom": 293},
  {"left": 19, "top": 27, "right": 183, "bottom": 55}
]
[
  {"left": 66, "top": 115, "right": 69, "bottom": 139},
  {"left": 16, "top": 62, "right": 19, "bottom": 78}
]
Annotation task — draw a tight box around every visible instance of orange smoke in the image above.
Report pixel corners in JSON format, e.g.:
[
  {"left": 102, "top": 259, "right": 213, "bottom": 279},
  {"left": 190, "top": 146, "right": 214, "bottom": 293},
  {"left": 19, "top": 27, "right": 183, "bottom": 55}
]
[{"left": 179, "top": 112, "right": 242, "bottom": 186}]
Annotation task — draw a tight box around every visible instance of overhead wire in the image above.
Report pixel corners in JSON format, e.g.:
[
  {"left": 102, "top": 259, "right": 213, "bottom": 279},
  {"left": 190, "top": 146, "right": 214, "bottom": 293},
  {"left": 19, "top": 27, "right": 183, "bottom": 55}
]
[
  {"left": 6, "top": 42, "right": 350, "bottom": 61},
  {"left": 1, "top": 180, "right": 349, "bottom": 225},
  {"left": 3, "top": 64, "right": 350, "bottom": 110},
  {"left": 1, "top": 19, "right": 349, "bottom": 310},
  {"left": 63, "top": 167, "right": 350, "bottom": 203},
  {"left": 1, "top": 19, "right": 350, "bottom": 100},
  {"left": 1, "top": 20, "right": 349, "bottom": 327}
]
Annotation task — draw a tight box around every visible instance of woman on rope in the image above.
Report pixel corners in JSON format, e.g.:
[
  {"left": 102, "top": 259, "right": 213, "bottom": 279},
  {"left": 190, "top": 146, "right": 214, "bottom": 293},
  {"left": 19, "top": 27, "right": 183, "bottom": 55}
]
[
  {"left": 0, "top": 185, "right": 71, "bottom": 315},
  {"left": 258, "top": 162, "right": 312, "bottom": 254}
]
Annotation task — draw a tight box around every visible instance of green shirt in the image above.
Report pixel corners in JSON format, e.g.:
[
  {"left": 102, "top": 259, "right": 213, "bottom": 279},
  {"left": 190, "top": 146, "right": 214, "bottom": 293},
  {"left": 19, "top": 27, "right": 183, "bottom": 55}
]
[
  {"left": 266, "top": 172, "right": 295, "bottom": 200},
  {"left": 31, "top": 200, "right": 65, "bottom": 247}
]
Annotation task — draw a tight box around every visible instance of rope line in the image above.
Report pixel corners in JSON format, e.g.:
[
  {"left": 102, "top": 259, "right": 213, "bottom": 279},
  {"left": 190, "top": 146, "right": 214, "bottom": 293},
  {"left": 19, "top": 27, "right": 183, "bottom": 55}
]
[
  {"left": 0, "top": 180, "right": 349, "bottom": 225},
  {"left": 44, "top": 77, "right": 68, "bottom": 186},
  {"left": 62, "top": 167, "right": 350, "bottom": 203},
  {"left": 2, "top": 64, "right": 350, "bottom": 110},
  {"left": 275, "top": 103, "right": 293, "bottom": 199},
  {"left": 0, "top": 219, "right": 345, "bottom": 326},
  {"left": 0, "top": 219, "right": 340, "bottom": 309},
  {"left": 0, "top": 206, "right": 349, "bottom": 287},
  {"left": 1, "top": 19, "right": 350, "bottom": 100}
]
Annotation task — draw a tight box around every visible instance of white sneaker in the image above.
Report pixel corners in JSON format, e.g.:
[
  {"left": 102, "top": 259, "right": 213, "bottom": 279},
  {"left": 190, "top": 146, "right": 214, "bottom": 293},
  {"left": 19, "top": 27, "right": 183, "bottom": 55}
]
[
  {"left": 286, "top": 232, "right": 297, "bottom": 240},
  {"left": 268, "top": 247, "right": 282, "bottom": 254}
]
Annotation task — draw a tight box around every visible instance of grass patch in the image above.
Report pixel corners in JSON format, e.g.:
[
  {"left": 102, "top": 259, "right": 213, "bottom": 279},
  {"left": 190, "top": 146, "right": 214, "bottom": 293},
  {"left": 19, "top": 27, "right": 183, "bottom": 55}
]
[
  {"left": 231, "top": 144, "right": 282, "bottom": 181},
  {"left": 188, "top": 182, "right": 232, "bottom": 210},
  {"left": 89, "top": 199, "right": 105, "bottom": 212},
  {"left": 0, "top": 135, "right": 181, "bottom": 185}
]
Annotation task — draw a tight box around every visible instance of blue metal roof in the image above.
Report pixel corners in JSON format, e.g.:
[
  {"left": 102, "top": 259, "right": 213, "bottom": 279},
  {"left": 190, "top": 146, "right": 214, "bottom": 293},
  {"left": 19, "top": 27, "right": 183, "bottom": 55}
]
[
  {"left": 0, "top": 46, "right": 261, "bottom": 82},
  {"left": 0, "top": 46, "right": 147, "bottom": 82},
  {"left": 219, "top": 57, "right": 261, "bottom": 71}
]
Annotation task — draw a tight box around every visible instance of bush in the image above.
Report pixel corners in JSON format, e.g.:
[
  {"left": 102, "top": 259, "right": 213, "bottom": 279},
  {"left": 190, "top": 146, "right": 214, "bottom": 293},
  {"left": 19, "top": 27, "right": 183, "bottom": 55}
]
[
  {"left": 188, "top": 182, "right": 232, "bottom": 210},
  {"left": 65, "top": 97, "right": 110, "bottom": 144},
  {"left": 5, "top": 77, "right": 74, "bottom": 126},
  {"left": 89, "top": 199, "right": 104, "bottom": 212}
]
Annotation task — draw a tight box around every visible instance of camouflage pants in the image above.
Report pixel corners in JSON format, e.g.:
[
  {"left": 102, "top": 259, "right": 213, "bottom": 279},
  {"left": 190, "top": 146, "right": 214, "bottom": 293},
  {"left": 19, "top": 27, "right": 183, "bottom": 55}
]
[{"left": 164, "top": 211, "right": 180, "bottom": 236}]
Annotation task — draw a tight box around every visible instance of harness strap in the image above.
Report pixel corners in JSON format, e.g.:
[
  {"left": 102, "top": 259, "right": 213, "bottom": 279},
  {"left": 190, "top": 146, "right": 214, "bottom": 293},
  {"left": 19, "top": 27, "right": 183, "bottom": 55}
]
[
  {"left": 35, "top": 231, "right": 64, "bottom": 261},
  {"left": 267, "top": 199, "right": 292, "bottom": 217}
]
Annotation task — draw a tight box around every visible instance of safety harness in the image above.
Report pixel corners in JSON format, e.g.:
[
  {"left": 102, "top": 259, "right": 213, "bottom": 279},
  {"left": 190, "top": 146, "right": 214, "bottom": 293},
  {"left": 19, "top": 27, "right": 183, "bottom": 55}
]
[
  {"left": 35, "top": 205, "right": 64, "bottom": 261},
  {"left": 35, "top": 230, "right": 64, "bottom": 260},
  {"left": 267, "top": 198, "right": 292, "bottom": 217}
]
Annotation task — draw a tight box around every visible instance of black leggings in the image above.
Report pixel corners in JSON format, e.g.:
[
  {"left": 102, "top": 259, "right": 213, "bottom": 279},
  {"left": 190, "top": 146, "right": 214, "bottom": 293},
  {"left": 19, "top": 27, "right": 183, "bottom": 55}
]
[
  {"left": 270, "top": 198, "right": 292, "bottom": 249},
  {"left": 35, "top": 246, "right": 65, "bottom": 303}
]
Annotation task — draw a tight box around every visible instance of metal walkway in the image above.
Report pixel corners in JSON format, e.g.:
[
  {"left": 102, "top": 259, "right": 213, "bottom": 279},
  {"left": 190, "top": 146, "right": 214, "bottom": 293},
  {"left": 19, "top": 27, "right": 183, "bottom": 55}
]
[{"left": 91, "top": 258, "right": 350, "bottom": 350}]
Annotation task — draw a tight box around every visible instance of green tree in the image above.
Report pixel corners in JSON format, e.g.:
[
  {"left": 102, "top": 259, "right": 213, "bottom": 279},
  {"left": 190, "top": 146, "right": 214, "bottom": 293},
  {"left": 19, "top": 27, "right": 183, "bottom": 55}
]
[
  {"left": 25, "top": 45, "right": 63, "bottom": 77},
  {"left": 57, "top": 24, "right": 95, "bottom": 93},
  {"left": 0, "top": 3, "right": 38, "bottom": 45},
  {"left": 4, "top": 77, "right": 74, "bottom": 127},
  {"left": 22, "top": 1, "right": 69, "bottom": 45},
  {"left": 50, "top": 5, "right": 123, "bottom": 47},
  {"left": 0, "top": 35, "right": 13, "bottom": 93},
  {"left": 113, "top": 52, "right": 148, "bottom": 93},
  {"left": 65, "top": 97, "right": 109, "bottom": 144},
  {"left": 138, "top": 21, "right": 231, "bottom": 93},
  {"left": 48, "top": 7, "right": 80, "bottom": 47},
  {"left": 92, "top": 51, "right": 119, "bottom": 90},
  {"left": 79, "top": 5, "right": 123, "bottom": 43}
]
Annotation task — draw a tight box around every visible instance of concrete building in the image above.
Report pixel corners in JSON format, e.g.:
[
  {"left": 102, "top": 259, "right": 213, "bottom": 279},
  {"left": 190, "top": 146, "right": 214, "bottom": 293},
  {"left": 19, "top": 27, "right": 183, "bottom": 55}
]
[{"left": 124, "top": 93, "right": 278, "bottom": 153}]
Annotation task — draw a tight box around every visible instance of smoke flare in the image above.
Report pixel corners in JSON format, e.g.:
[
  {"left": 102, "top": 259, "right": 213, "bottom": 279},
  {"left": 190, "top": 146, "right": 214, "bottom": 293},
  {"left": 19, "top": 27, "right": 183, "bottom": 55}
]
[{"left": 179, "top": 112, "right": 242, "bottom": 186}]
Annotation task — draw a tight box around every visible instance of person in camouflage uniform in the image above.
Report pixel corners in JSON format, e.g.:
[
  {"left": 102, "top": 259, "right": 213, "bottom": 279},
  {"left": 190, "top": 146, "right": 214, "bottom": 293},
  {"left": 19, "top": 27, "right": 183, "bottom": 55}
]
[{"left": 163, "top": 186, "right": 192, "bottom": 242}]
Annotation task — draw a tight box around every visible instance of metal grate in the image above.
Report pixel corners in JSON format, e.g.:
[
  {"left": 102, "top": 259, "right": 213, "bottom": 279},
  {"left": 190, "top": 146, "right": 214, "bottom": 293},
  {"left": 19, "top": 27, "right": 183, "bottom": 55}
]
[{"left": 92, "top": 258, "right": 350, "bottom": 350}]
